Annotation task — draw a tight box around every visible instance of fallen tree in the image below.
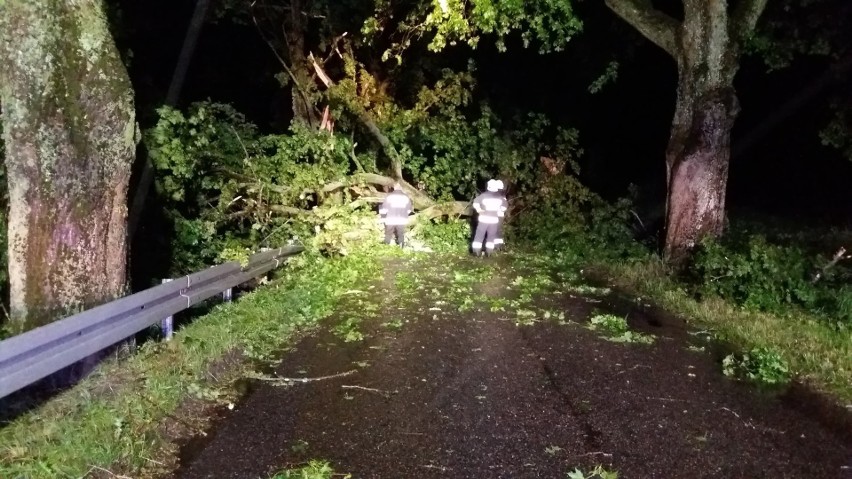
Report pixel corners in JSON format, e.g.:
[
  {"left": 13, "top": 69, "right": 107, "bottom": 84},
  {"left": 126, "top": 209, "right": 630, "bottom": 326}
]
[{"left": 236, "top": 171, "right": 471, "bottom": 222}]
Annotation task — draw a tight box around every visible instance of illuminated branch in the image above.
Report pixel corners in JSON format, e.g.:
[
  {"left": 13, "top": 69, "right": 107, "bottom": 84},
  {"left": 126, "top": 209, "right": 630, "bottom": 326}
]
[
  {"left": 309, "top": 53, "right": 405, "bottom": 180},
  {"left": 730, "top": 0, "right": 769, "bottom": 43},
  {"left": 603, "top": 0, "right": 680, "bottom": 58}
]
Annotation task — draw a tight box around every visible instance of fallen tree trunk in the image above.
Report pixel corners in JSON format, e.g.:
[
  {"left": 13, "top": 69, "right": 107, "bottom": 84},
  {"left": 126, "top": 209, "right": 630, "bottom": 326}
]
[
  {"left": 416, "top": 201, "right": 472, "bottom": 220},
  {"left": 321, "top": 172, "right": 435, "bottom": 210},
  {"left": 226, "top": 172, "right": 470, "bottom": 225}
]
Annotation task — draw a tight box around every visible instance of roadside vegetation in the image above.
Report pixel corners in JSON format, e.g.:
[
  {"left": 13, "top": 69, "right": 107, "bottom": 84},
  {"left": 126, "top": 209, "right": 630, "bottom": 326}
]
[
  {"left": 0, "top": 248, "right": 386, "bottom": 478},
  {"left": 0, "top": 94, "right": 848, "bottom": 477}
]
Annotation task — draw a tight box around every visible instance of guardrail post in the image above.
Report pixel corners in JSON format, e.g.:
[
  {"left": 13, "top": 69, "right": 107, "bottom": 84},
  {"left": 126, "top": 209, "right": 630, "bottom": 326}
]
[
  {"left": 222, "top": 287, "right": 233, "bottom": 302},
  {"left": 161, "top": 278, "right": 174, "bottom": 341}
]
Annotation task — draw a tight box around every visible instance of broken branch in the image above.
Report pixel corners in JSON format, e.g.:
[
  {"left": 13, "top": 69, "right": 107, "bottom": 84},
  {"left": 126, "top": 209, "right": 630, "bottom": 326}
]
[
  {"left": 341, "top": 385, "right": 394, "bottom": 398},
  {"left": 812, "top": 247, "right": 848, "bottom": 284},
  {"left": 309, "top": 53, "right": 405, "bottom": 180},
  {"left": 250, "top": 369, "right": 357, "bottom": 384},
  {"left": 730, "top": 0, "right": 770, "bottom": 43}
]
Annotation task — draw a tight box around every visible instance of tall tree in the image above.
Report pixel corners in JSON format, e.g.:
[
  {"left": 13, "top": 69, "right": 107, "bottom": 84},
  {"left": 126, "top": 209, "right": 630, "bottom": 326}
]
[
  {"left": 602, "top": 0, "right": 768, "bottom": 263},
  {"left": 368, "top": 0, "right": 777, "bottom": 264},
  {"left": 0, "top": 0, "right": 138, "bottom": 327}
]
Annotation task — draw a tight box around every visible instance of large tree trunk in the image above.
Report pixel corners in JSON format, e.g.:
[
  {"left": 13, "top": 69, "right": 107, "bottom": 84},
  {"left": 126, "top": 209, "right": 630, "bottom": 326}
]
[
  {"left": 664, "top": 86, "right": 739, "bottom": 264},
  {"left": 605, "top": 0, "right": 768, "bottom": 266},
  {"left": 0, "top": 1, "right": 138, "bottom": 328},
  {"left": 661, "top": 1, "right": 742, "bottom": 264}
]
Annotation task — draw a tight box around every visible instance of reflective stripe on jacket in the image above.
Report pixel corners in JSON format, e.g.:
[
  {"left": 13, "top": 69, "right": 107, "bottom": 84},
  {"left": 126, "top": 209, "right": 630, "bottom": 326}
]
[
  {"left": 473, "top": 191, "right": 507, "bottom": 223},
  {"left": 380, "top": 190, "right": 412, "bottom": 225}
]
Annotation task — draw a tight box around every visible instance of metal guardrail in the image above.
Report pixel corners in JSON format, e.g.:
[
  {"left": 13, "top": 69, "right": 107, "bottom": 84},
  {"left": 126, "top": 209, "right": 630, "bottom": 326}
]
[{"left": 0, "top": 245, "right": 304, "bottom": 400}]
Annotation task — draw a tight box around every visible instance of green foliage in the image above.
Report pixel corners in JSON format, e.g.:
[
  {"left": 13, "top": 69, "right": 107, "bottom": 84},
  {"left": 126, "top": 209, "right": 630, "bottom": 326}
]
[
  {"left": 691, "top": 235, "right": 816, "bottom": 311},
  {"left": 588, "top": 313, "right": 654, "bottom": 344},
  {"left": 745, "top": 0, "right": 844, "bottom": 71},
  {"left": 567, "top": 465, "right": 619, "bottom": 479},
  {"left": 588, "top": 60, "right": 619, "bottom": 94},
  {"left": 333, "top": 315, "right": 365, "bottom": 342},
  {"left": 589, "top": 314, "right": 628, "bottom": 334},
  {"left": 514, "top": 189, "right": 646, "bottom": 264},
  {"left": 722, "top": 347, "right": 790, "bottom": 385},
  {"left": 820, "top": 102, "right": 852, "bottom": 161},
  {"left": 689, "top": 233, "right": 851, "bottom": 326},
  {"left": 365, "top": 0, "right": 583, "bottom": 63},
  {"left": 0, "top": 249, "right": 383, "bottom": 478},
  {"left": 322, "top": 51, "right": 641, "bottom": 261},
  {"left": 413, "top": 218, "right": 471, "bottom": 253},
  {"left": 145, "top": 56, "right": 642, "bottom": 275},
  {"left": 146, "top": 102, "right": 367, "bottom": 273},
  {"left": 405, "top": 102, "right": 585, "bottom": 201},
  {"left": 270, "top": 460, "right": 348, "bottom": 479}
]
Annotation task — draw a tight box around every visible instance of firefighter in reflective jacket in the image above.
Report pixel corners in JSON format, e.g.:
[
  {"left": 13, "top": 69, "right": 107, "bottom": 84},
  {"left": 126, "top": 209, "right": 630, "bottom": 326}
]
[
  {"left": 379, "top": 183, "right": 413, "bottom": 247},
  {"left": 471, "top": 179, "right": 508, "bottom": 256}
]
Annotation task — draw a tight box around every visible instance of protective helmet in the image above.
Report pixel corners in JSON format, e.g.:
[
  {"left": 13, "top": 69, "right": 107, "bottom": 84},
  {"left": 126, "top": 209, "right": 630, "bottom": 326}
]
[
  {"left": 495, "top": 180, "right": 505, "bottom": 191},
  {"left": 486, "top": 179, "right": 500, "bottom": 192}
]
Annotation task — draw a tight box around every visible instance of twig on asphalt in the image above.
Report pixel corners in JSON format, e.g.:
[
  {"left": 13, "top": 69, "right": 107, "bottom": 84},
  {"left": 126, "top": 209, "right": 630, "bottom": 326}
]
[
  {"left": 421, "top": 464, "right": 452, "bottom": 472},
  {"left": 646, "top": 396, "right": 690, "bottom": 403},
  {"left": 616, "top": 364, "right": 651, "bottom": 375},
  {"left": 720, "top": 406, "right": 756, "bottom": 429},
  {"left": 341, "top": 384, "right": 394, "bottom": 397},
  {"left": 250, "top": 370, "right": 357, "bottom": 384},
  {"left": 576, "top": 451, "right": 613, "bottom": 458}
]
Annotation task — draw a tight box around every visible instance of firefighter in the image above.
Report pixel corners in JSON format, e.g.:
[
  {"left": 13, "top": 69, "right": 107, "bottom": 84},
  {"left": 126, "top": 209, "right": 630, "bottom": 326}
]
[
  {"left": 471, "top": 179, "right": 508, "bottom": 256},
  {"left": 379, "top": 182, "right": 413, "bottom": 247}
]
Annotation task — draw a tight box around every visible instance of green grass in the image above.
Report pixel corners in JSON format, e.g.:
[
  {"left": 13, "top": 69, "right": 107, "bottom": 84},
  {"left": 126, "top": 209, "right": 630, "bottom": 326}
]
[
  {"left": 4, "top": 243, "right": 846, "bottom": 478},
  {"left": 567, "top": 465, "right": 619, "bottom": 479},
  {"left": 587, "top": 313, "right": 654, "bottom": 345},
  {"left": 0, "top": 251, "right": 384, "bottom": 479},
  {"left": 269, "top": 460, "right": 349, "bottom": 478},
  {"left": 594, "top": 259, "right": 852, "bottom": 403}
]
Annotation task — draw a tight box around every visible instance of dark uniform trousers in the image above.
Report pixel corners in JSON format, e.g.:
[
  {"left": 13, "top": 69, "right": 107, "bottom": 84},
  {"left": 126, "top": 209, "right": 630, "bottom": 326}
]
[{"left": 384, "top": 224, "right": 406, "bottom": 247}]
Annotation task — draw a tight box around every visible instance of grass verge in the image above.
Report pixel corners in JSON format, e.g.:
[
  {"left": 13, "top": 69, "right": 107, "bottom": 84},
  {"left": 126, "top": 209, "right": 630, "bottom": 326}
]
[
  {"left": 0, "top": 250, "right": 385, "bottom": 479},
  {"left": 593, "top": 258, "right": 852, "bottom": 404}
]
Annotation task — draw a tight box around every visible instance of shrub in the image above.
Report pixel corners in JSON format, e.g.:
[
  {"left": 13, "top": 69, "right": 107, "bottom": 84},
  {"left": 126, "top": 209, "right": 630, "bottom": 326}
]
[
  {"left": 690, "top": 235, "right": 817, "bottom": 312},
  {"left": 689, "top": 232, "right": 851, "bottom": 327},
  {"left": 722, "top": 347, "right": 790, "bottom": 385}
]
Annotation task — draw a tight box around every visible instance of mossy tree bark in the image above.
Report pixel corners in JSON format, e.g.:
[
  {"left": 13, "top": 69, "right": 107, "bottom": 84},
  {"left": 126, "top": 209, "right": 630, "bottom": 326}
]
[
  {"left": 605, "top": 0, "right": 768, "bottom": 266},
  {"left": 0, "top": 0, "right": 138, "bottom": 328}
]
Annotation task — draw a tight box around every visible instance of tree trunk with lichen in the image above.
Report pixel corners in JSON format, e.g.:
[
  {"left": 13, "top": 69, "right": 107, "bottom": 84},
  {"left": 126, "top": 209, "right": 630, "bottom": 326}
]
[
  {"left": 0, "top": 0, "right": 138, "bottom": 329},
  {"left": 663, "top": 1, "right": 742, "bottom": 265},
  {"left": 664, "top": 81, "right": 739, "bottom": 265},
  {"left": 605, "top": 0, "right": 767, "bottom": 266}
]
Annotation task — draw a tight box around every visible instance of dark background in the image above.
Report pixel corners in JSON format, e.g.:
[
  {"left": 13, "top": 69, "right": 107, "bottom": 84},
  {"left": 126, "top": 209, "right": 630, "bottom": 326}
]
[{"left": 113, "top": 0, "right": 852, "bottom": 228}]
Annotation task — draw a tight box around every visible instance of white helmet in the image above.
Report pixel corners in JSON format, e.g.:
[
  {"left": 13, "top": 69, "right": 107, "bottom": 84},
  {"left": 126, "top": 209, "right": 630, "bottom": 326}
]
[
  {"left": 496, "top": 180, "right": 505, "bottom": 191},
  {"left": 486, "top": 179, "right": 500, "bottom": 192}
]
